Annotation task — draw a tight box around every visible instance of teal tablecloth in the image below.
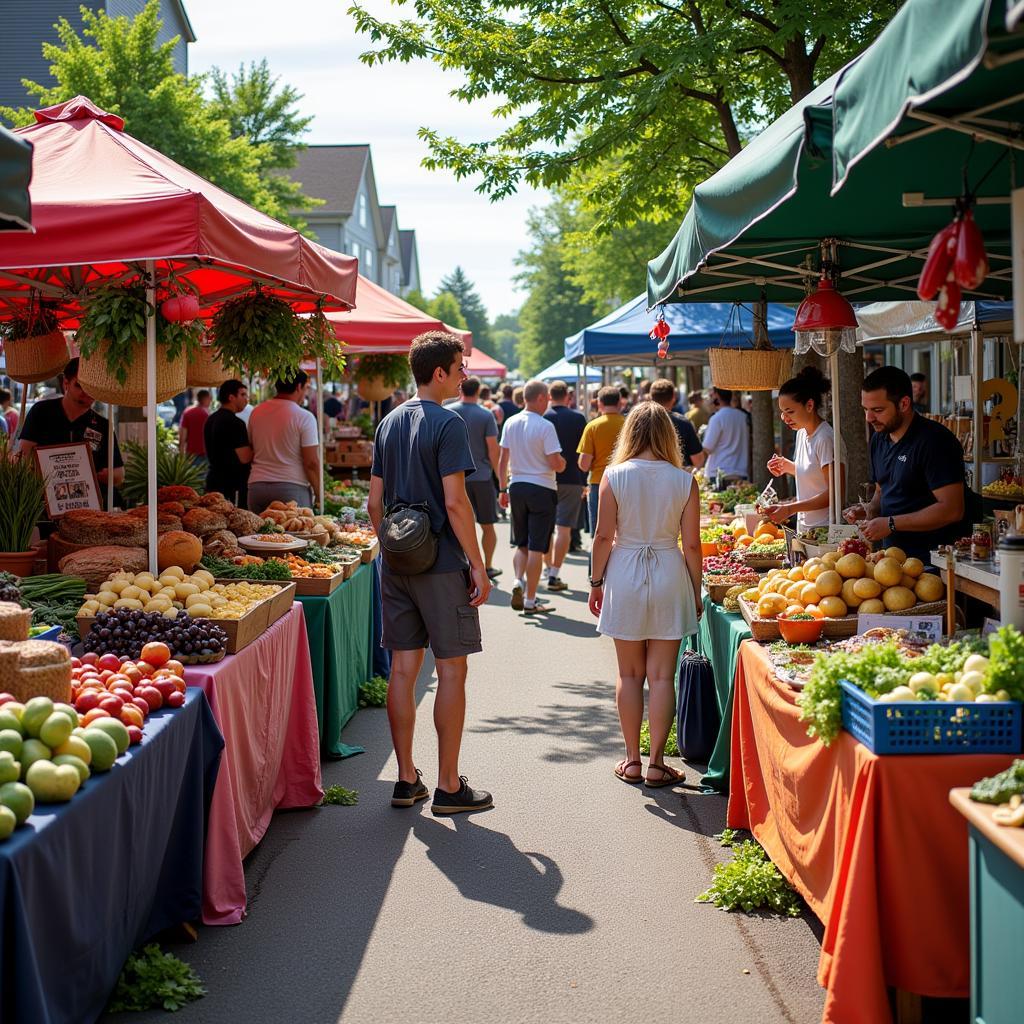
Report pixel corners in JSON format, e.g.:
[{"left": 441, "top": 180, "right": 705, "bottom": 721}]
[
  {"left": 297, "top": 562, "right": 375, "bottom": 758},
  {"left": 686, "top": 595, "right": 751, "bottom": 792}
]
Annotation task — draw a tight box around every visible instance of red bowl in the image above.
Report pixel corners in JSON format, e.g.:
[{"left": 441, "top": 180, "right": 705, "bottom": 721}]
[{"left": 777, "top": 616, "right": 824, "bottom": 645}]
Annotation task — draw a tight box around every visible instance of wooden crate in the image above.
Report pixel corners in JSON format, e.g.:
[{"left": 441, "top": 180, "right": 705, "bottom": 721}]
[
  {"left": 288, "top": 571, "right": 345, "bottom": 597},
  {"left": 707, "top": 577, "right": 760, "bottom": 604},
  {"left": 358, "top": 539, "right": 379, "bottom": 563}
]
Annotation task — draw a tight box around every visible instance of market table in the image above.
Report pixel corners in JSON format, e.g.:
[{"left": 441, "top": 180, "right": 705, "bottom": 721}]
[
  {"left": 297, "top": 561, "right": 375, "bottom": 758},
  {"left": 185, "top": 604, "right": 324, "bottom": 926},
  {"left": 0, "top": 689, "right": 223, "bottom": 1024},
  {"left": 689, "top": 595, "right": 750, "bottom": 792},
  {"left": 727, "top": 639, "right": 1016, "bottom": 1024}
]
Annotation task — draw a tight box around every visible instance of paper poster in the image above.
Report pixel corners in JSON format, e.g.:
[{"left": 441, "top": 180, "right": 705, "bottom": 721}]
[{"left": 34, "top": 442, "right": 101, "bottom": 518}]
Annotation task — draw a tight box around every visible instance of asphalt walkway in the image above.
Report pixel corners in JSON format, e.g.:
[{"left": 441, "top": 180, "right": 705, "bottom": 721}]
[{"left": 112, "top": 525, "right": 826, "bottom": 1024}]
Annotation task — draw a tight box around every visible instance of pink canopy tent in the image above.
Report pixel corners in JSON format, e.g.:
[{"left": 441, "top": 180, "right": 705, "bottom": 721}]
[
  {"left": 326, "top": 275, "right": 472, "bottom": 353},
  {"left": 0, "top": 96, "right": 357, "bottom": 318},
  {"left": 0, "top": 96, "right": 359, "bottom": 567},
  {"left": 463, "top": 347, "right": 507, "bottom": 379}
]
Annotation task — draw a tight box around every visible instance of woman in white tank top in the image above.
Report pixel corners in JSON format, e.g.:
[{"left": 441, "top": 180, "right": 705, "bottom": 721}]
[{"left": 589, "top": 403, "right": 702, "bottom": 788}]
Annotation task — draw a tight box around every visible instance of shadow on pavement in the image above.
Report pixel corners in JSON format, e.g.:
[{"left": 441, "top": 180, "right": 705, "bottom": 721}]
[{"left": 412, "top": 816, "right": 594, "bottom": 935}]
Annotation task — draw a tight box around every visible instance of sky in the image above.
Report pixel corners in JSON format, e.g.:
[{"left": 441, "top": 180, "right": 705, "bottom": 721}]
[{"left": 187, "top": 0, "right": 546, "bottom": 320}]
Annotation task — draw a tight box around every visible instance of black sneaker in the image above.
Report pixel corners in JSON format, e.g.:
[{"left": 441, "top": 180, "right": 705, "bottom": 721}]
[
  {"left": 391, "top": 769, "right": 430, "bottom": 808},
  {"left": 486, "top": 567, "right": 503, "bottom": 579},
  {"left": 547, "top": 577, "right": 568, "bottom": 591},
  {"left": 431, "top": 776, "right": 494, "bottom": 815}
]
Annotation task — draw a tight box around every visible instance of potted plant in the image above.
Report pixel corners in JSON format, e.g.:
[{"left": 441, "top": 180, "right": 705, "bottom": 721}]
[
  {"left": 0, "top": 301, "right": 68, "bottom": 384},
  {"left": 75, "top": 280, "right": 204, "bottom": 406},
  {"left": 302, "top": 303, "right": 347, "bottom": 378},
  {"left": 209, "top": 288, "right": 306, "bottom": 382},
  {"left": 352, "top": 353, "right": 409, "bottom": 402},
  {"left": 0, "top": 434, "right": 47, "bottom": 575}
]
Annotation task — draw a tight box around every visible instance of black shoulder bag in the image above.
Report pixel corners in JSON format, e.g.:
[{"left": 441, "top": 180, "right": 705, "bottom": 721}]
[{"left": 379, "top": 502, "right": 438, "bottom": 575}]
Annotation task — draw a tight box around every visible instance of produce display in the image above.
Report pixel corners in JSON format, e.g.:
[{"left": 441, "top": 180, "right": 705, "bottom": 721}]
[
  {"left": 744, "top": 545, "right": 944, "bottom": 621},
  {"left": 970, "top": 760, "right": 1024, "bottom": 807},
  {"left": 698, "top": 480, "right": 759, "bottom": 514},
  {"left": 0, "top": 573, "right": 88, "bottom": 638},
  {"left": 982, "top": 471, "right": 1024, "bottom": 500},
  {"left": 82, "top": 609, "right": 229, "bottom": 661},
  {"left": 198, "top": 555, "right": 292, "bottom": 581},
  {"left": 278, "top": 554, "right": 341, "bottom": 579},
  {"left": 797, "top": 627, "right": 1021, "bottom": 743}
]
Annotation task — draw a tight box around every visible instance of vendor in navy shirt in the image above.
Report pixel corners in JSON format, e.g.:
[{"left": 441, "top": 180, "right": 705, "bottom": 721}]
[{"left": 844, "top": 366, "right": 965, "bottom": 561}]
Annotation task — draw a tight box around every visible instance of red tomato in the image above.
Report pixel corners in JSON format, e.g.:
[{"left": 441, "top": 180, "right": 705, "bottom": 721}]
[
  {"left": 140, "top": 642, "right": 171, "bottom": 668},
  {"left": 135, "top": 662, "right": 156, "bottom": 678},
  {"left": 172, "top": 678, "right": 186, "bottom": 694},
  {"left": 70, "top": 657, "right": 82, "bottom": 669},
  {"left": 166, "top": 690, "right": 186, "bottom": 709},
  {"left": 106, "top": 674, "right": 132, "bottom": 688},
  {"left": 152, "top": 679, "right": 177, "bottom": 702},
  {"left": 122, "top": 664, "right": 143, "bottom": 685},
  {"left": 98, "top": 670, "right": 113, "bottom": 683},
  {"left": 98, "top": 695, "right": 124, "bottom": 716},
  {"left": 120, "top": 704, "right": 144, "bottom": 729},
  {"left": 163, "top": 660, "right": 185, "bottom": 679},
  {"left": 82, "top": 708, "right": 112, "bottom": 726},
  {"left": 98, "top": 653, "right": 122, "bottom": 673},
  {"left": 126, "top": 725, "right": 144, "bottom": 746},
  {"left": 131, "top": 696, "right": 150, "bottom": 717},
  {"left": 75, "top": 691, "right": 102, "bottom": 714},
  {"left": 138, "top": 685, "right": 163, "bottom": 711},
  {"left": 80, "top": 652, "right": 99, "bottom": 667}
]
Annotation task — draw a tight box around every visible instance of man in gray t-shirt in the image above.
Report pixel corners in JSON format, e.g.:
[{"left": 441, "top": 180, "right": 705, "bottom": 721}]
[{"left": 449, "top": 376, "right": 501, "bottom": 579}]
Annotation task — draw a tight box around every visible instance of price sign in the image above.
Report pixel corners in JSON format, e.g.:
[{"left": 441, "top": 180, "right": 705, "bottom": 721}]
[
  {"left": 857, "top": 613, "right": 944, "bottom": 641},
  {"left": 33, "top": 442, "right": 101, "bottom": 518},
  {"left": 827, "top": 525, "right": 860, "bottom": 543}
]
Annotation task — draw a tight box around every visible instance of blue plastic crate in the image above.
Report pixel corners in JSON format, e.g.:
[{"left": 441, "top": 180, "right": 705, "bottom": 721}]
[
  {"left": 31, "top": 625, "right": 63, "bottom": 642},
  {"left": 840, "top": 679, "right": 1023, "bottom": 755}
]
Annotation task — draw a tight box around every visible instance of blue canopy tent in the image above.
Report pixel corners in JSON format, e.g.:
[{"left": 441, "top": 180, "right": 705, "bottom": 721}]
[
  {"left": 537, "top": 356, "right": 603, "bottom": 383},
  {"left": 565, "top": 294, "right": 796, "bottom": 367}
]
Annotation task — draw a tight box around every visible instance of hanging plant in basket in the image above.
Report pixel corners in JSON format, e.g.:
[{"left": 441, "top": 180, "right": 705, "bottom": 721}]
[
  {"left": 0, "top": 301, "right": 68, "bottom": 384},
  {"left": 76, "top": 281, "right": 204, "bottom": 405},
  {"left": 352, "top": 353, "right": 409, "bottom": 402},
  {"left": 708, "top": 304, "right": 792, "bottom": 392},
  {"left": 210, "top": 288, "right": 305, "bottom": 381},
  {"left": 303, "top": 303, "right": 347, "bottom": 378}
]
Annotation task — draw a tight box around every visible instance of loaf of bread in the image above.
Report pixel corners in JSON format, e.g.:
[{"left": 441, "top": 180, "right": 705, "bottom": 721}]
[
  {"left": 157, "top": 485, "right": 200, "bottom": 507},
  {"left": 227, "top": 508, "right": 264, "bottom": 536},
  {"left": 58, "top": 510, "right": 148, "bottom": 547},
  {"left": 58, "top": 546, "right": 148, "bottom": 590},
  {"left": 181, "top": 507, "right": 228, "bottom": 536}
]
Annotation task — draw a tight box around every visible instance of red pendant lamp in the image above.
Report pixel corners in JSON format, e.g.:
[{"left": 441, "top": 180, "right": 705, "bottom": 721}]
[{"left": 793, "top": 275, "right": 858, "bottom": 356}]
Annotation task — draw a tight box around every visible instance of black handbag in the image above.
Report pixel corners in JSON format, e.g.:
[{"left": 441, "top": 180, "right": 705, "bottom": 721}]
[
  {"left": 379, "top": 501, "right": 438, "bottom": 575},
  {"left": 676, "top": 645, "right": 720, "bottom": 764}
]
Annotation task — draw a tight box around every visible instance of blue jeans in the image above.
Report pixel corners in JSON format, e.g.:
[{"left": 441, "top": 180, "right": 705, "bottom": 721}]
[{"left": 587, "top": 484, "right": 600, "bottom": 535}]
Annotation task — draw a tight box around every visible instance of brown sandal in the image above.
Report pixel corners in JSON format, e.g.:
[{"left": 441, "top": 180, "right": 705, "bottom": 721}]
[
  {"left": 614, "top": 759, "right": 643, "bottom": 784},
  {"left": 645, "top": 763, "right": 685, "bottom": 788}
]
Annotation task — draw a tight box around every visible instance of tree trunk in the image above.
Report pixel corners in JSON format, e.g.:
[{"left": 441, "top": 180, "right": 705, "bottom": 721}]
[
  {"left": 751, "top": 392, "right": 775, "bottom": 489},
  {"left": 836, "top": 347, "right": 867, "bottom": 504}
]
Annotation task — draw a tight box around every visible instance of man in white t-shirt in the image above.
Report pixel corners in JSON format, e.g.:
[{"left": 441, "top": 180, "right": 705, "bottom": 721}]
[
  {"left": 246, "top": 371, "right": 321, "bottom": 513},
  {"left": 498, "top": 380, "right": 566, "bottom": 613},
  {"left": 702, "top": 387, "right": 751, "bottom": 481}
]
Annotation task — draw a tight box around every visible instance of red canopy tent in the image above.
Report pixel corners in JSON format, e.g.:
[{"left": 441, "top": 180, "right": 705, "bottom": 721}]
[
  {"left": 0, "top": 97, "right": 357, "bottom": 318},
  {"left": 463, "top": 347, "right": 506, "bottom": 379},
  {"left": 325, "top": 276, "right": 471, "bottom": 353},
  {"left": 0, "top": 97, "right": 359, "bottom": 566}
]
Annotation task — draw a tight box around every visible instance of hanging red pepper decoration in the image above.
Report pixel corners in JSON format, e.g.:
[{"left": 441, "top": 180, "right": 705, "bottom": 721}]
[
  {"left": 917, "top": 221, "right": 960, "bottom": 301},
  {"left": 650, "top": 312, "right": 671, "bottom": 358},
  {"left": 953, "top": 208, "right": 989, "bottom": 290},
  {"left": 935, "top": 277, "right": 962, "bottom": 330}
]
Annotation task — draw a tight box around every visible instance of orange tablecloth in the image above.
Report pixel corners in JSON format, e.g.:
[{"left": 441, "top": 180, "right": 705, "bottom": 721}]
[{"left": 727, "top": 639, "right": 1015, "bottom": 1024}]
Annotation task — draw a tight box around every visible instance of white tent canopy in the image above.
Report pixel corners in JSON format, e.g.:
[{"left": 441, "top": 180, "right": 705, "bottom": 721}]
[{"left": 536, "top": 357, "right": 602, "bottom": 383}]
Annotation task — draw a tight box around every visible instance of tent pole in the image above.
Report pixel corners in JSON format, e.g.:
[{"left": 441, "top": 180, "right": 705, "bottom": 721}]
[
  {"left": 107, "top": 404, "right": 116, "bottom": 510},
  {"left": 972, "top": 327, "right": 983, "bottom": 491},
  {"left": 316, "top": 355, "right": 324, "bottom": 514},
  {"left": 830, "top": 349, "right": 841, "bottom": 525},
  {"left": 145, "top": 261, "right": 158, "bottom": 575}
]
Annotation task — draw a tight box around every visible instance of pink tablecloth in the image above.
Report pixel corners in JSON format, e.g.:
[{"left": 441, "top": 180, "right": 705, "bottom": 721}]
[{"left": 185, "top": 605, "right": 323, "bottom": 925}]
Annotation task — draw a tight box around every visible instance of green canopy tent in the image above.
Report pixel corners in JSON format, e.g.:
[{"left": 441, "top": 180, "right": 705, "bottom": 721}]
[{"left": 0, "top": 125, "right": 32, "bottom": 231}]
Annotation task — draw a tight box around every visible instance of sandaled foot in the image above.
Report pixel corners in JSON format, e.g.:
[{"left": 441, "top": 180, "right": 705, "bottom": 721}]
[
  {"left": 645, "top": 763, "right": 685, "bottom": 788},
  {"left": 614, "top": 758, "right": 643, "bottom": 784}
]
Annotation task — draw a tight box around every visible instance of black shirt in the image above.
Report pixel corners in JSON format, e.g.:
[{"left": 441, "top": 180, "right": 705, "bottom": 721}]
[
  {"left": 323, "top": 396, "right": 342, "bottom": 419},
  {"left": 204, "top": 407, "right": 251, "bottom": 506},
  {"left": 869, "top": 414, "right": 965, "bottom": 561},
  {"left": 669, "top": 411, "right": 703, "bottom": 467},
  {"left": 20, "top": 397, "right": 122, "bottom": 472},
  {"left": 544, "top": 404, "right": 587, "bottom": 485},
  {"left": 372, "top": 398, "right": 476, "bottom": 574}
]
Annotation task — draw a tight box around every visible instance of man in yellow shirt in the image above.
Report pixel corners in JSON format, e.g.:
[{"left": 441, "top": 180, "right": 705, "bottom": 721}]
[{"left": 577, "top": 386, "right": 626, "bottom": 533}]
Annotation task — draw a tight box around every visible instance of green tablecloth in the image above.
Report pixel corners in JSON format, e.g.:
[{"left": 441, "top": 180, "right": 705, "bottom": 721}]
[
  {"left": 686, "top": 595, "right": 751, "bottom": 793},
  {"left": 297, "top": 562, "right": 375, "bottom": 759}
]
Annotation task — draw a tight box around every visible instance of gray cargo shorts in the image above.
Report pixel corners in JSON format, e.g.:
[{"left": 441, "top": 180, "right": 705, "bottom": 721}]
[
  {"left": 554, "top": 484, "right": 585, "bottom": 528},
  {"left": 381, "top": 568, "right": 482, "bottom": 660}
]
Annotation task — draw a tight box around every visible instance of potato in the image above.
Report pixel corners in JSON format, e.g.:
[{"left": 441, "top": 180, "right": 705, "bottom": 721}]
[
  {"left": 815, "top": 570, "right": 843, "bottom": 597},
  {"left": 818, "top": 595, "right": 847, "bottom": 618},
  {"left": 914, "top": 573, "right": 944, "bottom": 602},
  {"left": 187, "top": 603, "right": 213, "bottom": 617},
  {"left": 883, "top": 546, "right": 908, "bottom": 563},
  {"left": 158, "top": 575, "right": 179, "bottom": 590},
  {"left": 836, "top": 553, "right": 867, "bottom": 579},
  {"left": 858, "top": 598, "right": 885, "bottom": 614},
  {"left": 97, "top": 591, "right": 117, "bottom": 607},
  {"left": 841, "top": 579, "right": 863, "bottom": 609},
  {"left": 852, "top": 577, "right": 881, "bottom": 600},
  {"left": 119, "top": 584, "right": 143, "bottom": 601},
  {"left": 902, "top": 558, "right": 925, "bottom": 578},
  {"left": 882, "top": 585, "right": 916, "bottom": 612},
  {"left": 161, "top": 565, "right": 186, "bottom": 580},
  {"left": 113, "top": 597, "right": 144, "bottom": 610},
  {"left": 174, "top": 582, "right": 200, "bottom": 599},
  {"left": 873, "top": 557, "right": 903, "bottom": 588},
  {"left": 899, "top": 574, "right": 917, "bottom": 589},
  {"left": 799, "top": 583, "right": 820, "bottom": 606}
]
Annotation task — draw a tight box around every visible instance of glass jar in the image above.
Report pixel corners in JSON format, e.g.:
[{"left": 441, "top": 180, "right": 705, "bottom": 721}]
[{"left": 971, "top": 523, "right": 993, "bottom": 561}]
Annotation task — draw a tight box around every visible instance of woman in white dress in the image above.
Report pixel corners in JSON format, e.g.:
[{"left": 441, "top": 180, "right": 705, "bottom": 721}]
[
  {"left": 588, "top": 402, "right": 702, "bottom": 788},
  {"left": 763, "top": 366, "right": 847, "bottom": 530}
]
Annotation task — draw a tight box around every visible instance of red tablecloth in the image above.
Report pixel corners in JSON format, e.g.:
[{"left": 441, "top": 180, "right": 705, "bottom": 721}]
[
  {"left": 727, "top": 639, "right": 1014, "bottom": 1024},
  {"left": 185, "top": 605, "right": 323, "bottom": 925}
]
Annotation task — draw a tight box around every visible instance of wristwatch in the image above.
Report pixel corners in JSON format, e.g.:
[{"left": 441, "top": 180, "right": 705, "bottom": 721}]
[
  {"left": 888, "top": 515, "right": 896, "bottom": 534},
  {"left": 499, "top": 488, "right": 508, "bottom": 494}
]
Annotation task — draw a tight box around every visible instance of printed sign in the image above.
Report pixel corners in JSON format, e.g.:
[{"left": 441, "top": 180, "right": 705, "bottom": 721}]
[
  {"left": 827, "top": 524, "right": 860, "bottom": 543},
  {"left": 34, "top": 442, "right": 101, "bottom": 518},
  {"left": 857, "top": 613, "right": 944, "bottom": 642}
]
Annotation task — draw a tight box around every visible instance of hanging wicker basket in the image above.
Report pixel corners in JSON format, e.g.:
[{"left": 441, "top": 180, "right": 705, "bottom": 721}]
[
  {"left": 708, "top": 347, "right": 793, "bottom": 392},
  {"left": 2, "top": 330, "right": 69, "bottom": 384},
  {"left": 78, "top": 341, "right": 187, "bottom": 407},
  {"left": 186, "top": 344, "right": 231, "bottom": 388},
  {"left": 357, "top": 376, "right": 393, "bottom": 402}
]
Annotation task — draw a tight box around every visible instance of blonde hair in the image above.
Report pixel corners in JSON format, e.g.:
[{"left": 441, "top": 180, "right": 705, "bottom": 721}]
[{"left": 611, "top": 402, "right": 682, "bottom": 468}]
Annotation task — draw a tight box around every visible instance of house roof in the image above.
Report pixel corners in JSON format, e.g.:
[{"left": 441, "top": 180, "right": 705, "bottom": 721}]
[
  {"left": 380, "top": 205, "right": 396, "bottom": 241},
  {"left": 290, "top": 144, "right": 370, "bottom": 216},
  {"left": 399, "top": 228, "right": 418, "bottom": 283},
  {"left": 173, "top": 0, "right": 197, "bottom": 43}
]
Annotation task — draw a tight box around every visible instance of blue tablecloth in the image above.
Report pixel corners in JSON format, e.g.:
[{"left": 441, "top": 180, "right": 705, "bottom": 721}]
[{"left": 0, "top": 688, "right": 223, "bottom": 1024}]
